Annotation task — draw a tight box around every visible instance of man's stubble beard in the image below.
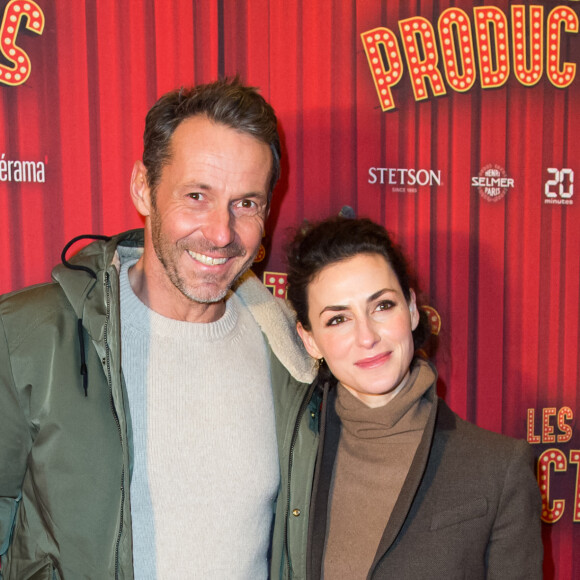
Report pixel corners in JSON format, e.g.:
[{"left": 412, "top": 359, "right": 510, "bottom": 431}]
[{"left": 150, "top": 208, "right": 259, "bottom": 305}]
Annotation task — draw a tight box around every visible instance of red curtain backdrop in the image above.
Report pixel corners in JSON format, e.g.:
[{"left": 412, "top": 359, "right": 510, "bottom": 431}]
[{"left": 0, "top": 1, "right": 578, "bottom": 577}]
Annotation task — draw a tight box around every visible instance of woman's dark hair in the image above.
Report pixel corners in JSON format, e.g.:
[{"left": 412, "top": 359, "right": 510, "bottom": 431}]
[{"left": 286, "top": 216, "right": 431, "bottom": 350}]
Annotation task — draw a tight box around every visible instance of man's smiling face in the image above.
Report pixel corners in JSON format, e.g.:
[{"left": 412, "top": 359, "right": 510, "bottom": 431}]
[{"left": 133, "top": 114, "right": 272, "bottom": 321}]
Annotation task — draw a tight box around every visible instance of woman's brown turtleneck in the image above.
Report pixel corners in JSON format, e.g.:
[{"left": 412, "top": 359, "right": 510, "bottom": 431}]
[{"left": 322, "top": 361, "right": 436, "bottom": 579}]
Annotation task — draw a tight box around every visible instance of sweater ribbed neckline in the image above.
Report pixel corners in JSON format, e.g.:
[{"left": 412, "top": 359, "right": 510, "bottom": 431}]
[
  {"left": 120, "top": 259, "right": 239, "bottom": 342},
  {"left": 335, "top": 359, "right": 436, "bottom": 439}
]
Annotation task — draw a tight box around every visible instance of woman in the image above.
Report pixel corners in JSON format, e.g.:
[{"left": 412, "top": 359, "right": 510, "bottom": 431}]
[{"left": 279, "top": 217, "right": 542, "bottom": 579}]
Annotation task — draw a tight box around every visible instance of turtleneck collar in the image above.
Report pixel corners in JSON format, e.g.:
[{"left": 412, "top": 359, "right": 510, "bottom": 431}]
[{"left": 335, "top": 358, "right": 437, "bottom": 439}]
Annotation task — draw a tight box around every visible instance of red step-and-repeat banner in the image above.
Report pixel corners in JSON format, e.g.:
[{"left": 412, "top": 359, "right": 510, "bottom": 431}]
[{"left": 0, "top": 1, "right": 578, "bottom": 577}]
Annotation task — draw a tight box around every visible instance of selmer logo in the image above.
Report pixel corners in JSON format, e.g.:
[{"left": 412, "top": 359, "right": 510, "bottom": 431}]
[{"left": 471, "top": 163, "right": 514, "bottom": 202}]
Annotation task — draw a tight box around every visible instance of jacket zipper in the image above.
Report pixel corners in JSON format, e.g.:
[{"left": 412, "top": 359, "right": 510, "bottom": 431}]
[
  {"left": 284, "top": 381, "right": 318, "bottom": 579},
  {"left": 104, "top": 271, "right": 125, "bottom": 580}
]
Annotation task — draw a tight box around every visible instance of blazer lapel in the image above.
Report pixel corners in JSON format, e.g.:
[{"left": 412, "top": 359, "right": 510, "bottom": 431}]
[{"left": 368, "top": 388, "right": 439, "bottom": 577}]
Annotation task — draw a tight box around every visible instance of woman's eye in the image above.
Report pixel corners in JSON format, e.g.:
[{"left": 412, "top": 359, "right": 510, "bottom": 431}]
[
  {"left": 376, "top": 300, "right": 395, "bottom": 311},
  {"left": 327, "top": 315, "right": 346, "bottom": 326}
]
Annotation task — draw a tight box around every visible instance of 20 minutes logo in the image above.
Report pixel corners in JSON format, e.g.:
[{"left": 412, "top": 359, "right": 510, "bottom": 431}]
[{"left": 544, "top": 168, "right": 574, "bottom": 205}]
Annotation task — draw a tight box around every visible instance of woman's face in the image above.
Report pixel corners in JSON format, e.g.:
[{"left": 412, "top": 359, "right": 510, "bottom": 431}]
[{"left": 297, "top": 253, "right": 419, "bottom": 408}]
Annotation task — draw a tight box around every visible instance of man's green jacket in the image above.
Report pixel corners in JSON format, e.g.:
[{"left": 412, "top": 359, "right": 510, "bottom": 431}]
[{"left": 0, "top": 229, "right": 318, "bottom": 579}]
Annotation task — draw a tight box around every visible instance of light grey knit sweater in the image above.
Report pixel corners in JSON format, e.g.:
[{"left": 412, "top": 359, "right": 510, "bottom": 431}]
[{"left": 120, "top": 259, "right": 279, "bottom": 579}]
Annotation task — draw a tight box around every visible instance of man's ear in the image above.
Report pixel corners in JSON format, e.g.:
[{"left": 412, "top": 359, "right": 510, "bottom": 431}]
[
  {"left": 296, "top": 322, "right": 323, "bottom": 360},
  {"left": 130, "top": 160, "right": 152, "bottom": 217},
  {"left": 409, "top": 289, "right": 420, "bottom": 331}
]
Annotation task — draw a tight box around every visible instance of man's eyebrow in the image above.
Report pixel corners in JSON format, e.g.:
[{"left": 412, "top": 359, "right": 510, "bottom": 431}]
[
  {"left": 182, "top": 181, "right": 212, "bottom": 190},
  {"left": 180, "top": 184, "right": 267, "bottom": 199},
  {"left": 231, "top": 191, "right": 269, "bottom": 204}
]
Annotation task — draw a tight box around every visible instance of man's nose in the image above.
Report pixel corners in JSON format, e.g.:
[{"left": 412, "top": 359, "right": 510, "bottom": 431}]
[{"left": 202, "top": 204, "right": 235, "bottom": 248}]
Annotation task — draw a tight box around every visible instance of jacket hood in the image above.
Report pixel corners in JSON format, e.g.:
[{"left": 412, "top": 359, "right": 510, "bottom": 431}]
[
  {"left": 55, "top": 228, "right": 316, "bottom": 384},
  {"left": 53, "top": 229, "right": 145, "bottom": 320},
  {"left": 234, "top": 270, "right": 317, "bottom": 384}
]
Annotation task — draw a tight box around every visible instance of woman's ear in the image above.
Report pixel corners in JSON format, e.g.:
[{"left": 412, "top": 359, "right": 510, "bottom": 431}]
[
  {"left": 130, "top": 160, "right": 152, "bottom": 218},
  {"left": 296, "top": 322, "right": 323, "bottom": 360},
  {"left": 409, "top": 289, "right": 420, "bottom": 331}
]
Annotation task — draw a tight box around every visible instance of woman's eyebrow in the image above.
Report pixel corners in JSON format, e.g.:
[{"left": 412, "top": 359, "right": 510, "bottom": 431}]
[
  {"left": 368, "top": 288, "right": 391, "bottom": 303},
  {"left": 319, "top": 304, "right": 347, "bottom": 316},
  {"left": 318, "top": 287, "right": 397, "bottom": 317}
]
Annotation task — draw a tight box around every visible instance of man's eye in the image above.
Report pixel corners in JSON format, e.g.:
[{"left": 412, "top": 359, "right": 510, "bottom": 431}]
[
  {"left": 188, "top": 192, "right": 203, "bottom": 200},
  {"left": 233, "top": 198, "right": 262, "bottom": 215}
]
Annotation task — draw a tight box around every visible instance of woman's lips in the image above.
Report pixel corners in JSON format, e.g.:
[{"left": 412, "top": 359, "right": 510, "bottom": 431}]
[{"left": 354, "top": 351, "right": 391, "bottom": 369}]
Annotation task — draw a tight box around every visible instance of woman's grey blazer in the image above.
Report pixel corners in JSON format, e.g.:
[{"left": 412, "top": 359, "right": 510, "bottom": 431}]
[{"left": 307, "top": 381, "right": 543, "bottom": 579}]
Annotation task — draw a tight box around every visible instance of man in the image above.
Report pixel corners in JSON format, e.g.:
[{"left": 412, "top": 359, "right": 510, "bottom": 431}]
[{"left": 0, "top": 79, "right": 316, "bottom": 579}]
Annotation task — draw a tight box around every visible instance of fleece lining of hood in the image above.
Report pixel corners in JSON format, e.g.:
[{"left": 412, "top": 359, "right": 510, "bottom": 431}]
[{"left": 234, "top": 270, "right": 316, "bottom": 384}]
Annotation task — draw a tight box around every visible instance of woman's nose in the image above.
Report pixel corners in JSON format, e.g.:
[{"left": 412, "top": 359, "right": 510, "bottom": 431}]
[{"left": 356, "top": 317, "right": 380, "bottom": 348}]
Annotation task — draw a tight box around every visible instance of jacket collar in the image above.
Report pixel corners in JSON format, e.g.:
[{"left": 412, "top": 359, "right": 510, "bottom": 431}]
[
  {"left": 53, "top": 229, "right": 316, "bottom": 383},
  {"left": 53, "top": 229, "right": 144, "bottom": 321},
  {"left": 233, "top": 270, "right": 316, "bottom": 383}
]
